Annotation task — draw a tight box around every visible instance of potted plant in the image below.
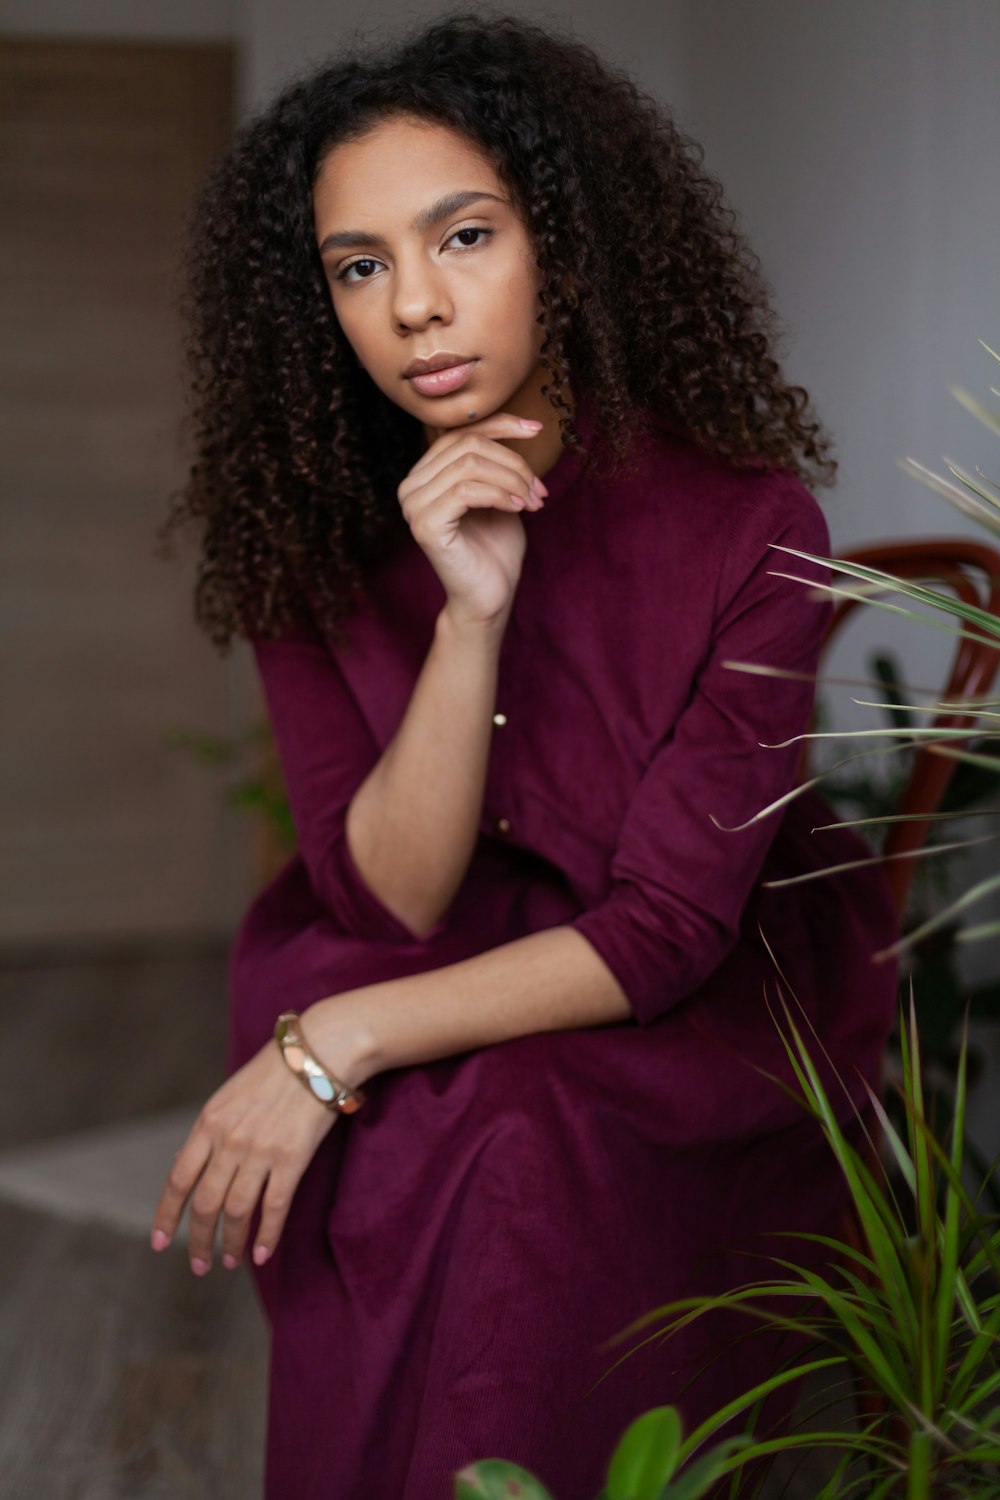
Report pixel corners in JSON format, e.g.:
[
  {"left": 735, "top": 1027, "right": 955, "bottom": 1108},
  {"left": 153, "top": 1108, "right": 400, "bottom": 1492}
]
[{"left": 456, "top": 988, "right": 1000, "bottom": 1498}]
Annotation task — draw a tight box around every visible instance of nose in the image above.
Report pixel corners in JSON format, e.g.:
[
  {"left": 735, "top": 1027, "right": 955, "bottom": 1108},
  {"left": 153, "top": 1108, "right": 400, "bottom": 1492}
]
[{"left": 391, "top": 246, "right": 454, "bottom": 332}]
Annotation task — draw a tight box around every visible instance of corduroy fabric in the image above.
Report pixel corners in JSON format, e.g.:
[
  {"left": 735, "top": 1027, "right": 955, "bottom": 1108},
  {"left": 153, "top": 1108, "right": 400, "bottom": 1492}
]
[{"left": 225, "top": 388, "right": 898, "bottom": 1499}]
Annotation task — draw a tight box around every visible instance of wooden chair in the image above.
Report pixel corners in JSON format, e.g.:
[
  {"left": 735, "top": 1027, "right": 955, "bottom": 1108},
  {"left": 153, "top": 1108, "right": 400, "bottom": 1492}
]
[{"left": 798, "top": 537, "right": 1000, "bottom": 918}]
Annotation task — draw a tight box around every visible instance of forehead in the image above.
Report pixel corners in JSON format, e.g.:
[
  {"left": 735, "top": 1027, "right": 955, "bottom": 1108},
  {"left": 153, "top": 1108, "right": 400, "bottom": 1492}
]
[{"left": 313, "top": 115, "right": 500, "bottom": 217}]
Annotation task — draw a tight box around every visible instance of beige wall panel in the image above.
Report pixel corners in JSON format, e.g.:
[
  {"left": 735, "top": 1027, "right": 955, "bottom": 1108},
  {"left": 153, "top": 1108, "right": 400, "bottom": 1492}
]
[{"left": 1, "top": 39, "right": 261, "bottom": 946}]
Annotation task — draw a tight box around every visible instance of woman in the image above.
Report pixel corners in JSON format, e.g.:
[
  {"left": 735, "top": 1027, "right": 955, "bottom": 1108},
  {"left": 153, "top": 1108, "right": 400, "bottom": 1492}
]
[{"left": 151, "top": 13, "right": 899, "bottom": 1498}]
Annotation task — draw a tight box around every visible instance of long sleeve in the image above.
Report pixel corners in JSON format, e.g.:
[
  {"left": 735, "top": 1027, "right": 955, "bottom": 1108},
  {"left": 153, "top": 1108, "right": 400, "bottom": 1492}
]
[
  {"left": 251, "top": 613, "right": 452, "bottom": 944},
  {"left": 569, "top": 477, "right": 834, "bottom": 1027}
]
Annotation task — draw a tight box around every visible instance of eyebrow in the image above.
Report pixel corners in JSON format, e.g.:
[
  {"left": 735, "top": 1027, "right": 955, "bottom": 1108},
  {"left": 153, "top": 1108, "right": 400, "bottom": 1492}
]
[{"left": 317, "top": 190, "right": 508, "bottom": 256}]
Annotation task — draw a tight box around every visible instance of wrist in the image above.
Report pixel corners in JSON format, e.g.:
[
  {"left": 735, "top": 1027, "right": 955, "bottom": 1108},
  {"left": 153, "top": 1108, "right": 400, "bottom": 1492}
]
[
  {"left": 436, "top": 602, "right": 510, "bottom": 646},
  {"left": 296, "top": 992, "right": 380, "bottom": 1093}
]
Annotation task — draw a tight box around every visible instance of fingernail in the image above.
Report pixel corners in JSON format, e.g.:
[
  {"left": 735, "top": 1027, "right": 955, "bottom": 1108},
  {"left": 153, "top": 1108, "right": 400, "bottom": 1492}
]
[
  {"left": 222, "top": 1253, "right": 239, "bottom": 1270},
  {"left": 190, "top": 1257, "right": 211, "bottom": 1275},
  {"left": 151, "top": 1229, "right": 170, "bottom": 1252},
  {"left": 253, "top": 1245, "right": 271, "bottom": 1266},
  {"left": 509, "top": 493, "right": 526, "bottom": 509},
  {"left": 520, "top": 418, "right": 543, "bottom": 430}
]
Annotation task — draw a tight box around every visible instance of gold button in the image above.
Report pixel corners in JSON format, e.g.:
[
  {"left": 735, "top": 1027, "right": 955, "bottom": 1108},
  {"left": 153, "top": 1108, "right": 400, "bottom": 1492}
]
[
  {"left": 492, "top": 712, "right": 507, "bottom": 726},
  {"left": 494, "top": 816, "right": 511, "bottom": 835}
]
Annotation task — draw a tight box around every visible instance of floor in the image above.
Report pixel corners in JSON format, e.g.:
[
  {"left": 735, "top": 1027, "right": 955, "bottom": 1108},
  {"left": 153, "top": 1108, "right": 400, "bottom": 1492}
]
[{"left": 0, "top": 940, "right": 863, "bottom": 1499}]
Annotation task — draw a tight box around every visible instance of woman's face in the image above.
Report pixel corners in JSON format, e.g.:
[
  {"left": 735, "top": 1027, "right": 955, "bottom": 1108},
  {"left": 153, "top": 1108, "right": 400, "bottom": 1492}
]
[{"left": 313, "top": 114, "right": 548, "bottom": 441}]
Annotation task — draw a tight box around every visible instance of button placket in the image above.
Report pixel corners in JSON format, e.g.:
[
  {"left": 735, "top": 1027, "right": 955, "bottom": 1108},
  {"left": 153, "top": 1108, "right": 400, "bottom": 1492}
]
[{"left": 490, "top": 706, "right": 511, "bottom": 833}]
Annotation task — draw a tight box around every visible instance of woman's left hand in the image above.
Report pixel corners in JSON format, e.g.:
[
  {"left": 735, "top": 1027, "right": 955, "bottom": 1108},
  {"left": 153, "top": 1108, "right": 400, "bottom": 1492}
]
[{"left": 150, "top": 1019, "right": 354, "bottom": 1275}]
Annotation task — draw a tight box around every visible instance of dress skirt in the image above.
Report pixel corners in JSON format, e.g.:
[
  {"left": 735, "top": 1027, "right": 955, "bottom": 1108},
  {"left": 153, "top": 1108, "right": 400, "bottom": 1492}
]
[{"left": 224, "top": 791, "right": 899, "bottom": 1500}]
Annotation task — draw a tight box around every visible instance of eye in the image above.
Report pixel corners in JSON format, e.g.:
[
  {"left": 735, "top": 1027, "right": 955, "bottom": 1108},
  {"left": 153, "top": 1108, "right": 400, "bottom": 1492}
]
[
  {"left": 333, "top": 225, "right": 495, "bottom": 284},
  {"left": 334, "top": 256, "right": 381, "bottom": 285},
  {"left": 447, "top": 225, "right": 494, "bottom": 251}
]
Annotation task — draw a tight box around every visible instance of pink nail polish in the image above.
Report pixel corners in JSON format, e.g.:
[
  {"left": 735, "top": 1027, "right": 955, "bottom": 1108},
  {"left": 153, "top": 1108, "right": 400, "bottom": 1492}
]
[
  {"left": 253, "top": 1245, "right": 271, "bottom": 1266},
  {"left": 151, "top": 1229, "right": 170, "bottom": 1252},
  {"left": 190, "top": 1257, "right": 211, "bottom": 1275},
  {"left": 222, "top": 1253, "right": 239, "bottom": 1269}
]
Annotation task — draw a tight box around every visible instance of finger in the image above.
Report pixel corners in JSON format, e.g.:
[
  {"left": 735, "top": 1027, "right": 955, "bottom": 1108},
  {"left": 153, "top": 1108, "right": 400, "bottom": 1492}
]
[
  {"left": 410, "top": 448, "right": 542, "bottom": 518},
  {"left": 410, "top": 479, "right": 543, "bottom": 537},
  {"left": 187, "top": 1149, "right": 242, "bottom": 1272},
  {"left": 401, "top": 456, "right": 548, "bottom": 534},
  {"left": 151, "top": 1130, "right": 212, "bottom": 1250},
  {"left": 402, "top": 412, "right": 544, "bottom": 486},
  {"left": 401, "top": 440, "right": 542, "bottom": 515},
  {"left": 219, "top": 1157, "right": 271, "bottom": 1268},
  {"left": 252, "top": 1157, "right": 310, "bottom": 1266},
  {"left": 421, "top": 410, "right": 545, "bottom": 460}
]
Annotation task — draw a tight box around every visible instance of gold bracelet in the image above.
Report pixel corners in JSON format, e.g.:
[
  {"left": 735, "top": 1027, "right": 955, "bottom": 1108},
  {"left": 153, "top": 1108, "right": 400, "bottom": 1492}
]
[{"left": 274, "top": 1010, "right": 367, "bottom": 1115}]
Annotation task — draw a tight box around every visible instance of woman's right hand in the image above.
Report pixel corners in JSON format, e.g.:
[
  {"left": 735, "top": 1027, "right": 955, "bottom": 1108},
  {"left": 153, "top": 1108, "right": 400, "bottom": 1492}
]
[{"left": 395, "top": 411, "right": 549, "bottom": 627}]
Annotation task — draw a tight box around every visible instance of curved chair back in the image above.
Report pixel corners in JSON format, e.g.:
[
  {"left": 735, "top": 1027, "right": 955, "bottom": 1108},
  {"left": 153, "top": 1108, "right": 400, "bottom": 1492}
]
[{"left": 799, "top": 538, "right": 1000, "bottom": 923}]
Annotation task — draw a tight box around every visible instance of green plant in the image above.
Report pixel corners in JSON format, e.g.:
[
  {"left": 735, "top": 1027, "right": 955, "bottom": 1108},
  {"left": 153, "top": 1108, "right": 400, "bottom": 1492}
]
[
  {"left": 812, "top": 652, "right": 1000, "bottom": 1216},
  {"left": 162, "top": 720, "right": 296, "bottom": 850},
  {"left": 454, "top": 1409, "right": 754, "bottom": 1499},
  {"left": 455, "top": 984, "right": 1000, "bottom": 1498}
]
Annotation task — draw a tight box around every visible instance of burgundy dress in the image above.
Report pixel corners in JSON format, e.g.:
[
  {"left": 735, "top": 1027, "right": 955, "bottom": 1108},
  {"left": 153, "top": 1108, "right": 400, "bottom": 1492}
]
[{"left": 225, "top": 390, "right": 899, "bottom": 1499}]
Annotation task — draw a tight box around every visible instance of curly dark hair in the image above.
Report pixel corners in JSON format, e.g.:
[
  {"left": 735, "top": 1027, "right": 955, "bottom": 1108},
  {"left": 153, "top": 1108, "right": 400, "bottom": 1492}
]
[{"left": 157, "top": 8, "right": 839, "bottom": 654}]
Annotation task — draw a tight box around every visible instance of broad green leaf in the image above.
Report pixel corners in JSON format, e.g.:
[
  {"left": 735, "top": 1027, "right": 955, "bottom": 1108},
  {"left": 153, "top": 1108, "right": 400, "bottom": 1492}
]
[
  {"left": 454, "top": 1459, "right": 554, "bottom": 1499},
  {"left": 606, "top": 1406, "right": 682, "bottom": 1499}
]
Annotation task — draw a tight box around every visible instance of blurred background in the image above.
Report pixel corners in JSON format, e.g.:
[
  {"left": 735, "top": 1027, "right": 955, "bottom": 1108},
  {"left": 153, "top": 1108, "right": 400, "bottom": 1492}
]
[{"left": 1, "top": 1, "right": 998, "bottom": 1494}]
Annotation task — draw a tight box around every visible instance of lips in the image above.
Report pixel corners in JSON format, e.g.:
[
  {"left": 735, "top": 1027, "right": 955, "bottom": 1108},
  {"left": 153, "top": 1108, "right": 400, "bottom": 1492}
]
[
  {"left": 403, "top": 351, "right": 475, "bottom": 378},
  {"left": 406, "top": 359, "right": 479, "bottom": 397}
]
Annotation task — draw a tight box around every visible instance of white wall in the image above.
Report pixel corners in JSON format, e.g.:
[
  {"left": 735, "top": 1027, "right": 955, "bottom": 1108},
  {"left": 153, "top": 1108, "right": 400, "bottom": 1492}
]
[{"left": 652, "top": 1, "right": 998, "bottom": 545}]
